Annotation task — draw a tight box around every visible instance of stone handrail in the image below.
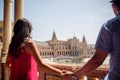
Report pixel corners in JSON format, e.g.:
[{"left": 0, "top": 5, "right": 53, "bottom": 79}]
[
  {"left": 0, "top": 62, "right": 108, "bottom": 80},
  {"left": 38, "top": 63, "right": 108, "bottom": 80}
]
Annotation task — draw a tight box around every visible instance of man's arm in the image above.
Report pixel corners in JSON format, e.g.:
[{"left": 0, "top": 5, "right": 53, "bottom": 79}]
[{"left": 74, "top": 49, "right": 108, "bottom": 78}]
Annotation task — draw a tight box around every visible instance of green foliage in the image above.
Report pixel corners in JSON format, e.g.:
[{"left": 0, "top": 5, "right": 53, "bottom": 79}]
[{"left": 73, "top": 56, "right": 84, "bottom": 63}]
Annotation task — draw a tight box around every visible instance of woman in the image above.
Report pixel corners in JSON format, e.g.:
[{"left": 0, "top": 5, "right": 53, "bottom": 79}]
[{"left": 6, "top": 18, "right": 69, "bottom": 80}]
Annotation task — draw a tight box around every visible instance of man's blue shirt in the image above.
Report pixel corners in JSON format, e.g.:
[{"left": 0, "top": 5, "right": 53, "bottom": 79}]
[{"left": 95, "top": 13, "right": 120, "bottom": 80}]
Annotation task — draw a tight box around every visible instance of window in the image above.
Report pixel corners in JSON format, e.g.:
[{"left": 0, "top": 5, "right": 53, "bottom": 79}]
[
  {"left": 0, "top": 27, "right": 2, "bottom": 33},
  {"left": 0, "top": 36, "right": 2, "bottom": 42}
]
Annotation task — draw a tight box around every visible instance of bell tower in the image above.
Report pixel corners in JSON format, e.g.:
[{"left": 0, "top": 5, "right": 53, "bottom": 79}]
[
  {"left": 52, "top": 31, "right": 57, "bottom": 41},
  {"left": 82, "top": 35, "right": 87, "bottom": 45}
]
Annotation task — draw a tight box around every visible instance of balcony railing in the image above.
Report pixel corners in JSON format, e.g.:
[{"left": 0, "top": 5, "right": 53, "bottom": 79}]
[
  {"left": 38, "top": 63, "right": 108, "bottom": 80},
  {"left": 0, "top": 62, "right": 108, "bottom": 80}
]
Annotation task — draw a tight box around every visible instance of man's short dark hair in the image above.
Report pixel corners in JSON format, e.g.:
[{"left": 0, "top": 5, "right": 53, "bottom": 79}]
[{"left": 110, "top": 0, "right": 120, "bottom": 9}]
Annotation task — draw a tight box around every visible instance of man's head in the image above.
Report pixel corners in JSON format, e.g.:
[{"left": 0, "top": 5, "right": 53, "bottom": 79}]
[
  {"left": 110, "top": 0, "right": 120, "bottom": 15},
  {"left": 110, "top": 0, "right": 120, "bottom": 3}
]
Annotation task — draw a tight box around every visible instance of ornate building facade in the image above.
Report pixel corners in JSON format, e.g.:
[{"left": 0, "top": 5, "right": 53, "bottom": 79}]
[
  {"left": 35, "top": 32, "right": 94, "bottom": 59},
  {"left": 0, "top": 21, "right": 3, "bottom": 43},
  {"left": 0, "top": 21, "right": 3, "bottom": 58}
]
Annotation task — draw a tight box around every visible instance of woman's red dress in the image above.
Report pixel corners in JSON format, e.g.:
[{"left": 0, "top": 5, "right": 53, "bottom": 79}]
[{"left": 9, "top": 47, "right": 38, "bottom": 80}]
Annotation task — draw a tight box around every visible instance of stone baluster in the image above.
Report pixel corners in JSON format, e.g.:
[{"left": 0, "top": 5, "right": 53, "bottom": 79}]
[
  {"left": 87, "top": 76, "right": 97, "bottom": 80},
  {"left": 79, "top": 76, "right": 85, "bottom": 80}
]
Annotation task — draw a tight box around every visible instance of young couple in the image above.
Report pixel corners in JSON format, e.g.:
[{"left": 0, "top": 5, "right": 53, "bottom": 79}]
[{"left": 6, "top": 0, "right": 120, "bottom": 80}]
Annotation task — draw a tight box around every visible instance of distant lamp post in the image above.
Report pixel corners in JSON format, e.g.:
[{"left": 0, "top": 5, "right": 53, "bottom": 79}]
[{"left": 73, "top": 37, "right": 77, "bottom": 63}]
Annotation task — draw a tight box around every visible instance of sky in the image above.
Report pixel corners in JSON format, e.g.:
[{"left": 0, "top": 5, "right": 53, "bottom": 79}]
[{"left": 0, "top": 0, "right": 114, "bottom": 44}]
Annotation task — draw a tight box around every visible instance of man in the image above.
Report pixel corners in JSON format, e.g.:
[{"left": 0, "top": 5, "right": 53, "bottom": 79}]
[{"left": 64, "top": 0, "right": 120, "bottom": 80}]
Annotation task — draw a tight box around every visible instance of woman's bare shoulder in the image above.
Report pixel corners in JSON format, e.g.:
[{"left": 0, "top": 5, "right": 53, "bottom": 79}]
[
  {"left": 24, "top": 39, "right": 37, "bottom": 55},
  {"left": 26, "top": 39, "right": 36, "bottom": 47}
]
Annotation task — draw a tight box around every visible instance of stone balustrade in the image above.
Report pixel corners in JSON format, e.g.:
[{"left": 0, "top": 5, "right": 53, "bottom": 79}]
[
  {"left": 0, "top": 62, "right": 108, "bottom": 80},
  {"left": 38, "top": 63, "right": 108, "bottom": 80}
]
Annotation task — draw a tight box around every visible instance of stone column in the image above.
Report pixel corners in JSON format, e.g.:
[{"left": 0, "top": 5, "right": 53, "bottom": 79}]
[
  {"left": 14, "top": 0, "right": 24, "bottom": 22},
  {"left": 2, "top": 0, "right": 12, "bottom": 64},
  {"left": 1, "top": 0, "right": 12, "bottom": 80}
]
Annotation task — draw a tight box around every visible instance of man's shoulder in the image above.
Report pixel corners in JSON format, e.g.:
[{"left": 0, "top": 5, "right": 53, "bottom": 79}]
[
  {"left": 108, "top": 15, "right": 120, "bottom": 24},
  {"left": 104, "top": 16, "right": 120, "bottom": 30}
]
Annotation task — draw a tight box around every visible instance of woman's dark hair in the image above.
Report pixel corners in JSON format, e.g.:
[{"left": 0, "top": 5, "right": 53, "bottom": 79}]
[{"left": 9, "top": 18, "right": 33, "bottom": 57}]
